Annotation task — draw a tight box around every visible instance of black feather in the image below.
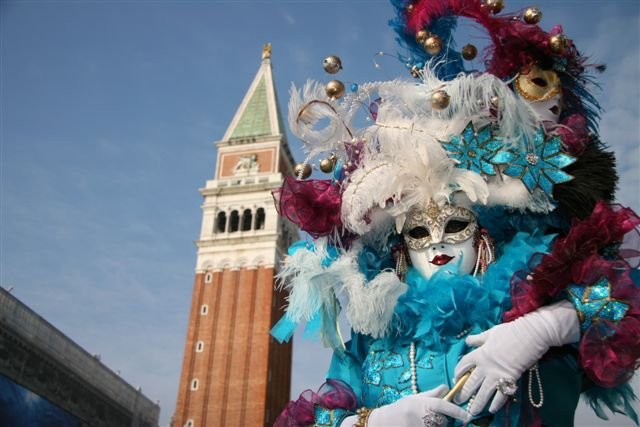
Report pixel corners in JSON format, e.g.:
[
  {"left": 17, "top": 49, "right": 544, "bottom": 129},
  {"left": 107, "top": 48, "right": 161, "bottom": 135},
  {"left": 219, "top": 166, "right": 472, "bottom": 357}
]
[{"left": 553, "top": 136, "right": 618, "bottom": 220}]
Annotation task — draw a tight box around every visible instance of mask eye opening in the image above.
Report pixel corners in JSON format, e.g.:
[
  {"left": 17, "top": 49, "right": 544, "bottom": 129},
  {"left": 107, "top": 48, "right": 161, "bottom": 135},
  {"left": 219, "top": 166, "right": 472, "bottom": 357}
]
[
  {"left": 444, "top": 220, "right": 469, "bottom": 233},
  {"left": 531, "top": 77, "right": 548, "bottom": 87},
  {"left": 408, "top": 226, "right": 430, "bottom": 239}
]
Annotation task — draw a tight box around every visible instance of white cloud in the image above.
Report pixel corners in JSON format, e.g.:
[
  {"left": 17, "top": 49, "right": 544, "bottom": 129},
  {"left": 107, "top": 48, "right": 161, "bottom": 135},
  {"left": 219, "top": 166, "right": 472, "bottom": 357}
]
[
  {"left": 580, "top": 8, "right": 640, "bottom": 210},
  {"left": 281, "top": 10, "right": 297, "bottom": 26}
]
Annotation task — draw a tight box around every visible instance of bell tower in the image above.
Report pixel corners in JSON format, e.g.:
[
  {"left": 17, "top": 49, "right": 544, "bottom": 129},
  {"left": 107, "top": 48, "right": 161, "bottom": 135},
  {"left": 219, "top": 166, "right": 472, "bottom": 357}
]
[{"left": 174, "top": 44, "right": 296, "bottom": 427}]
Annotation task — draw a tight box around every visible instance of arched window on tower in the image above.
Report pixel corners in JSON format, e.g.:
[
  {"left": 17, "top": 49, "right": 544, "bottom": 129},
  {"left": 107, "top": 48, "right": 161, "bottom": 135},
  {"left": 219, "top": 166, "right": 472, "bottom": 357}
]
[
  {"left": 229, "top": 210, "right": 239, "bottom": 232},
  {"left": 241, "top": 209, "right": 252, "bottom": 231},
  {"left": 204, "top": 272, "right": 213, "bottom": 284},
  {"left": 215, "top": 211, "right": 226, "bottom": 233},
  {"left": 255, "top": 208, "right": 266, "bottom": 230}
]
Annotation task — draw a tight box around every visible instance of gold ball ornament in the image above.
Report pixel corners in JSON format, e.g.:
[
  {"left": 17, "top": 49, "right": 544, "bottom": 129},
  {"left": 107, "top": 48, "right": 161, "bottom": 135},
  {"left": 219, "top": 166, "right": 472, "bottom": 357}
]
[
  {"left": 490, "top": 96, "right": 500, "bottom": 108},
  {"left": 461, "top": 44, "right": 478, "bottom": 60},
  {"left": 431, "top": 90, "right": 450, "bottom": 110},
  {"left": 423, "top": 35, "right": 443, "bottom": 56},
  {"left": 294, "top": 163, "right": 312, "bottom": 179},
  {"left": 319, "top": 154, "right": 337, "bottom": 173},
  {"left": 523, "top": 7, "right": 542, "bottom": 24},
  {"left": 549, "top": 34, "right": 568, "bottom": 54},
  {"left": 484, "top": 0, "right": 505, "bottom": 14},
  {"left": 325, "top": 80, "right": 346, "bottom": 100},
  {"left": 323, "top": 55, "right": 343, "bottom": 74},
  {"left": 415, "top": 29, "right": 430, "bottom": 44}
]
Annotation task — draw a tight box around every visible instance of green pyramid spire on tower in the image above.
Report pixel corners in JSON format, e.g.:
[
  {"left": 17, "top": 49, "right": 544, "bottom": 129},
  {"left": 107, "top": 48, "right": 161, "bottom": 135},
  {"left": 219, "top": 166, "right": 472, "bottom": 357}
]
[
  {"left": 229, "top": 76, "right": 271, "bottom": 139},
  {"left": 223, "top": 43, "right": 283, "bottom": 142}
]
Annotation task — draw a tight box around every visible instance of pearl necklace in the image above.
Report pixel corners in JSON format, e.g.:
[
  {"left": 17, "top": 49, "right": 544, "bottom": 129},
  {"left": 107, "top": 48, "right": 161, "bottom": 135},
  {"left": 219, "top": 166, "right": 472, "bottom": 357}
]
[
  {"left": 528, "top": 364, "right": 544, "bottom": 408},
  {"left": 409, "top": 342, "right": 418, "bottom": 394}
]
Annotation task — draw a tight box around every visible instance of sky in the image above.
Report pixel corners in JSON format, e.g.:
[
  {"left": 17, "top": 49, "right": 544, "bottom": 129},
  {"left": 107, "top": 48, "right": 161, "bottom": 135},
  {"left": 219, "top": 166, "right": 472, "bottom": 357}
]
[{"left": 1, "top": 1, "right": 639, "bottom": 426}]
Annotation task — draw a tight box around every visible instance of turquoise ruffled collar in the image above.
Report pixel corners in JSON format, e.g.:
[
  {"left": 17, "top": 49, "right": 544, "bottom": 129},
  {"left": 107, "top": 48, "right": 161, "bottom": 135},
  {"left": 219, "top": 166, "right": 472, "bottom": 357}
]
[{"left": 388, "top": 232, "right": 554, "bottom": 348}]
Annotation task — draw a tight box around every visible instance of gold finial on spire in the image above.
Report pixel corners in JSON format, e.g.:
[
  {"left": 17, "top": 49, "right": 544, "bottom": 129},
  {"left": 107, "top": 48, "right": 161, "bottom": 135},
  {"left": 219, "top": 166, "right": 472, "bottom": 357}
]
[{"left": 262, "top": 42, "right": 272, "bottom": 60}]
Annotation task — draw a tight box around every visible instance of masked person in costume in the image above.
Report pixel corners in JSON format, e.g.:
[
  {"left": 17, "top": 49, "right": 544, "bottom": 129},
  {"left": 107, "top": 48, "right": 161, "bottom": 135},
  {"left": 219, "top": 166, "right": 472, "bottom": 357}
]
[{"left": 271, "top": 1, "right": 640, "bottom": 426}]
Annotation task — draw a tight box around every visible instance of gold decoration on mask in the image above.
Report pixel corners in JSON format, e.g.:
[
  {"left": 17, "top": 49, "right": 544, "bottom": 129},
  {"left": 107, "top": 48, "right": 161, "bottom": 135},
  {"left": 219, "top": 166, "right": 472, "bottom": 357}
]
[
  {"left": 461, "top": 44, "right": 478, "bottom": 60},
  {"left": 549, "top": 34, "right": 568, "bottom": 54},
  {"left": 402, "top": 201, "right": 478, "bottom": 250},
  {"left": 423, "top": 35, "right": 443, "bottom": 55},
  {"left": 410, "top": 65, "right": 422, "bottom": 79},
  {"left": 431, "top": 90, "right": 450, "bottom": 110},
  {"left": 473, "top": 232, "right": 495, "bottom": 276},
  {"left": 523, "top": 7, "right": 542, "bottom": 24},
  {"left": 514, "top": 65, "right": 561, "bottom": 102},
  {"left": 484, "top": 0, "right": 504, "bottom": 14},
  {"left": 426, "top": 200, "right": 440, "bottom": 220},
  {"left": 294, "top": 163, "right": 312, "bottom": 179},
  {"left": 325, "top": 80, "right": 345, "bottom": 100},
  {"left": 416, "top": 29, "right": 430, "bottom": 44},
  {"left": 319, "top": 154, "right": 337, "bottom": 173}
]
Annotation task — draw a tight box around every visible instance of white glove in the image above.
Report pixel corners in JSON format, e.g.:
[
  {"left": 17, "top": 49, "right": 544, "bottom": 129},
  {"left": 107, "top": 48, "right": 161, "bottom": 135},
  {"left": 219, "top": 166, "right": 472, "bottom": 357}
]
[
  {"left": 340, "top": 385, "right": 470, "bottom": 427},
  {"left": 453, "top": 300, "right": 580, "bottom": 415}
]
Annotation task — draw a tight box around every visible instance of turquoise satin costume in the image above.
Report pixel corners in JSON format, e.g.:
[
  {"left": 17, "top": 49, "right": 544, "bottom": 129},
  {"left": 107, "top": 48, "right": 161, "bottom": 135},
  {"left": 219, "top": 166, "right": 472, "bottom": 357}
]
[{"left": 275, "top": 232, "right": 563, "bottom": 426}]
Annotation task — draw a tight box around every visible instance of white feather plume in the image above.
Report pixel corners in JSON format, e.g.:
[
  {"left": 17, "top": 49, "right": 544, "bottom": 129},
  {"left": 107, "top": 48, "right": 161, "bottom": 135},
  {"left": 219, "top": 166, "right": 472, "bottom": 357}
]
[
  {"left": 276, "top": 238, "right": 337, "bottom": 323},
  {"left": 288, "top": 81, "right": 351, "bottom": 158},
  {"left": 419, "top": 66, "right": 539, "bottom": 149},
  {"left": 287, "top": 67, "right": 553, "bottom": 222},
  {"left": 341, "top": 269, "right": 407, "bottom": 339},
  {"left": 277, "top": 240, "right": 408, "bottom": 339},
  {"left": 325, "top": 247, "right": 407, "bottom": 339}
]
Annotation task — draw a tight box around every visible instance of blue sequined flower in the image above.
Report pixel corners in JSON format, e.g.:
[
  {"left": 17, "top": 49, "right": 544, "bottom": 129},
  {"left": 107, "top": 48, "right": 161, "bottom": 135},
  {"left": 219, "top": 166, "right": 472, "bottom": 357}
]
[
  {"left": 363, "top": 350, "right": 404, "bottom": 386},
  {"left": 567, "top": 277, "right": 630, "bottom": 332},
  {"left": 398, "top": 353, "right": 433, "bottom": 384},
  {"left": 441, "top": 122, "right": 508, "bottom": 176},
  {"left": 376, "top": 385, "right": 413, "bottom": 406},
  {"left": 498, "top": 127, "right": 576, "bottom": 196}
]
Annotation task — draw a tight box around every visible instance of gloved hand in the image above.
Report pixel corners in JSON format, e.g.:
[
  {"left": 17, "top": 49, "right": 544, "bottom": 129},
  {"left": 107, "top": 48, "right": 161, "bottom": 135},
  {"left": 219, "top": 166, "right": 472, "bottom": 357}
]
[
  {"left": 453, "top": 300, "right": 580, "bottom": 415},
  {"left": 339, "top": 385, "right": 470, "bottom": 427}
]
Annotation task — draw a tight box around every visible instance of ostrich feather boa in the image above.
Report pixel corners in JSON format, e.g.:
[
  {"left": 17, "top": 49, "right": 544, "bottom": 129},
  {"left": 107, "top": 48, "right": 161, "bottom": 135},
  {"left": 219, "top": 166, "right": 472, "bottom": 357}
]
[{"left": 272, "top": 231, "right": 553, "bottom": 348}]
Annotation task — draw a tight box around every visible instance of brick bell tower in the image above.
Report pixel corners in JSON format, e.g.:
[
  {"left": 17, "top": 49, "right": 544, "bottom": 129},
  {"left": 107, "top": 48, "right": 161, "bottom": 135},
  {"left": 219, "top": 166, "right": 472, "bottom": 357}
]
[{"left": 174, "top": 44, "right": 297, "bottom": 427}]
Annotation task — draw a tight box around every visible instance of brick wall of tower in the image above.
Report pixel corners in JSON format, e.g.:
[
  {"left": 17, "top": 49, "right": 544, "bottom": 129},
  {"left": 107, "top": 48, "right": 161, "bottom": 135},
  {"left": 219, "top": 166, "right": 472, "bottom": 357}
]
[
  {"left": 174, "top": 266, "right": 292, "bottom": 427},
  {"left": 265, "top": 282, "right": 293, "bottom": 424}
]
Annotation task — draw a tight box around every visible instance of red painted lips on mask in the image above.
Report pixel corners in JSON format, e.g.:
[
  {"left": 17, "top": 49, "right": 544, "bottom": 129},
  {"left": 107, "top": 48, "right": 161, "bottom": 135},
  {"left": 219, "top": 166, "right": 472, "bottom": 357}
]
[{"left": 430, "top": 254, "right": 454, "bottom": 266}]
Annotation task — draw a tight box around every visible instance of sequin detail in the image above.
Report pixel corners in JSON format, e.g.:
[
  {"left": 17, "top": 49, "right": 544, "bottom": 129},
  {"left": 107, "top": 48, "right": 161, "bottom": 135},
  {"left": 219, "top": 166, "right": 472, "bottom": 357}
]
[
  {"left": 398, "top": 369, "right": 412, "bottom": 384},
  {"left": 567, "top": 277, "right": 630, "bottom": 331},
  {"left": 376, "top": 385, "right": 414, "bottom": 406},
  {"left": 441, "top": 121, "right": 508, "bottom": 176},
  {"left": 314, "top": 406, "right": 350, "bottom": 427},
  {"left": 416, "top": 353, "right": 434, "bottom": 370},
  {"left": 499, "top": 127, "right": 576, "bottom": 196},
  {"left": 363, "top": 350, "right": 404, "bottom": 386}
]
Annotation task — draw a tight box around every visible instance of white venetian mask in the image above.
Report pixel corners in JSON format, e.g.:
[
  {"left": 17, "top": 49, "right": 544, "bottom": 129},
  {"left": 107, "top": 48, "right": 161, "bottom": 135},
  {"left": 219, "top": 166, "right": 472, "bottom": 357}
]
[
  {"left": 402, "top": 201, "right": 478, "bottom": 279},
  {"left": 527, "top": 93, "right": 563, "bottom": 124}
]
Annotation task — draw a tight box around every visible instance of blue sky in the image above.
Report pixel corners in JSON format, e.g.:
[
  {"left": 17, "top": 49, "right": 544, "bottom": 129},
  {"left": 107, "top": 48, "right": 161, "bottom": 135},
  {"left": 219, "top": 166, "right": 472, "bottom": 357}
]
[{"left": 1, "top": 1, "right": 638, "bottom": 426}]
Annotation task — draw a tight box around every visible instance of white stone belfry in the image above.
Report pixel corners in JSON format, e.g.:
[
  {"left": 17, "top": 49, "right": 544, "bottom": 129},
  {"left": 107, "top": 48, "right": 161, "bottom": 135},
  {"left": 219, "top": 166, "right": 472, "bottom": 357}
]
[{"left": 195, "top": 45, "right": 297, "bottom": 273}]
